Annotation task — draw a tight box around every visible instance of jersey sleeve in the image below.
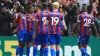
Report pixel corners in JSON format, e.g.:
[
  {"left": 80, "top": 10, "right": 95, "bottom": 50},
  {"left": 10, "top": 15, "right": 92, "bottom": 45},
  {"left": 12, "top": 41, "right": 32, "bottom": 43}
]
[
  {"left": 91, "top": 15, "right": 94, "bottom": 24},
  {"left": 60, "top": 14, "right": 66, "bottom": 30},
  {"left": 77, "top": 14, "right": 82, "bottom": 23},
  {"left": 35, "top": 13, "right": 39, "bottom": 21}
]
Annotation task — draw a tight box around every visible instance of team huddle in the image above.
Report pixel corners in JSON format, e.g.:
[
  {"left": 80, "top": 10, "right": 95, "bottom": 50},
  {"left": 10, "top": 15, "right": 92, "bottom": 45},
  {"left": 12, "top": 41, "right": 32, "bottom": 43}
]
[{"left": 15, "top": 2, "right": 99, "bottom": 56}]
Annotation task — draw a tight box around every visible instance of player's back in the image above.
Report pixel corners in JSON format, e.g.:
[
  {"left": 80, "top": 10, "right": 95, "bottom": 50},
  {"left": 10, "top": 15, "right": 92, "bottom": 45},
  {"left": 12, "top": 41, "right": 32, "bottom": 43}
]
[
  {"left": 50, "top": 10, "right": 64, "bottom": 34},
  {"left": 79, "top": 12, "right": 94, "bottom": 36},
  {"left": 36, "top": 10, "right": 50, "bottom": 34}
]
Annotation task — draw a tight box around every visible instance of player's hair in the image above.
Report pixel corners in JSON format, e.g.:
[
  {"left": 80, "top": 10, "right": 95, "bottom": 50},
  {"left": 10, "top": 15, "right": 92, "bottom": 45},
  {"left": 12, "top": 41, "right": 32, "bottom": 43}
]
[
  {"left": 17, "top": 5, "right": 24, "bottom": 13},
  {"left": 27, "top": 5, "right": 34, "bottom": 13},
  {"left": 82, "top": 4, "right": 87, "bottom": 12},
  {"left": 36, "top": 4, "right": 42, "bottom": 9},
  {"left": 48, "top": 3, "right": 53, "bottom": 11},
  {"left": 53, "top": 2, "right": 59, "bottom": 9}
]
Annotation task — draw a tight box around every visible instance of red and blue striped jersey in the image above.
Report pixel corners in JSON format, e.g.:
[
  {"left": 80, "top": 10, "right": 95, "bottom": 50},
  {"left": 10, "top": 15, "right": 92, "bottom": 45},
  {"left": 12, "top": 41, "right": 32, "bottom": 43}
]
[
  {"left": 26, "top": 13, "right": 36, "bottom": 33},
  {"left": 49, "top": 10, "right": 64, "bottom": 34},
  {"left": 78, "top": 12, "right": 94, "bottom": 36},
  {"left": 36, "top": 10, "right": 50, "bottom": 34},
  {"left": 16, "top": 13, "right": 27, "bottom": 33}
]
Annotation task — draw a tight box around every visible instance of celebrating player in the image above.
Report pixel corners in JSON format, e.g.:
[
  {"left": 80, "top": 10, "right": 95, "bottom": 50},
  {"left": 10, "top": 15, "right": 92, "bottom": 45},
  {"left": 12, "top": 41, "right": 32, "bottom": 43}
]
[
  {"left": 71, "top": 5, "right": 99, "bottom": 56},
  {"left": 26, "top": 6, "right": 35, "bottom": 56},
  {"left": 49, "top": 2, "right": 67, "bottom": 56},
  {"left": 32, "top": 4, "right": 41, "bottom": 56},
  {"left": 33, "top": 3, "right": 50, "bottom": 56},
  {"left": 15, "top": 6, "right": 27, "bottom": 56}
]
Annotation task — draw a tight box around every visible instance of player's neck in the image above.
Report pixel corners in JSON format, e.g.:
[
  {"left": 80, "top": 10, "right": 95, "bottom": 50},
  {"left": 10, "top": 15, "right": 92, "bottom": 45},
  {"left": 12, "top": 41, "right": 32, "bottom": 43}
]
[{"left": 53, "top": 9, "right": 58, "bottom": 11}]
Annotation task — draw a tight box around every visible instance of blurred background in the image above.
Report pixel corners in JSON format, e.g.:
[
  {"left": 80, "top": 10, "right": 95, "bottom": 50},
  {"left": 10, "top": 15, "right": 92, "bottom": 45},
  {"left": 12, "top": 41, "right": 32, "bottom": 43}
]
[{"left": 0, "top": 0, "right": 100, "bottom": 36}]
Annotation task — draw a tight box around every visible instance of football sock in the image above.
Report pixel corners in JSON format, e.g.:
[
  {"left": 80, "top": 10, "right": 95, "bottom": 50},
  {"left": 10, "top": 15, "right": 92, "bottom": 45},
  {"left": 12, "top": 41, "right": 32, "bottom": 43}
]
[
  {"left": 56, "top": 50, "right": 60, "bottom": 56},
  {"left": 16, "top": 46, "right": 20, "bottom": 56},
  {"left": 40, "top": 48, "right": 44, "bottom": 56},
  {"left": 50, "top": 48, "right": 55, "bottom": 56},
  {"left": 33, "top": 46, "right": 38, "bottom": 56},
  {"left": 44, "top": 47, "right": 48, "bottom": 56},
  {"left": 80, "top": 48, "right": 89, "bottom": 56},
  {"left": 26, "top": 43, "right": 30, "bottom": 56}
]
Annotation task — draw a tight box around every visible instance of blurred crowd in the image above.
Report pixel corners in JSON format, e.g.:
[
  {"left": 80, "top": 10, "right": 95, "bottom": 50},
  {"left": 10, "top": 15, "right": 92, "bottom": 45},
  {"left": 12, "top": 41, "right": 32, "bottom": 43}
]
[{"left": 0, "top": 0, "right": 100, "bottom": 36}]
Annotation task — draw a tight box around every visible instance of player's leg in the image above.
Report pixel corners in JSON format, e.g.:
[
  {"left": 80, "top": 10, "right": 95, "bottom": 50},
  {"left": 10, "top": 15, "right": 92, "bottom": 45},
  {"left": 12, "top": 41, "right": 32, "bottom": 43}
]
[
  {"left": 19, "top": 42, "right": 25, "bottom": 56},
  {"left": 83, "top": 35, "right": 90, "bottom": 56},
  {"left": 49, "top": 34, "right": 56, "bottom": 56},
  {"left": 26, "top": 43, "right": 30, "bottom": 56},
  {"left": 26, "top": 33, "right": 33, "bottom": 56},
  {"left": 40, "top": 45, "right": 44, "bottom": 56},
  {"left": 56, "top": 34, "right": 61, "bottom": 56},
  {"left": 42, "top": 34, "right": 49, "bottom": 56},
  {"left": 33, "top": 34, "right": 40, "bottom": 56},
  {"left": 78, "top": 36, "right": 90, "bottom": 56},
  {"left": 16, "top": 33, "right": 25, "bottom": 56}
]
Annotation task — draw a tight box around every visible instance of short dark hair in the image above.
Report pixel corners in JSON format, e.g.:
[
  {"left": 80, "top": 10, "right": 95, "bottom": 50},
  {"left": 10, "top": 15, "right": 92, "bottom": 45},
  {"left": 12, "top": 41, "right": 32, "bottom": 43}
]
[
  {"left": 42, "top": 3, "right": 47, "bottom": 10},
  {"left": 36, "top": 4, "right": 42, "bottom": 9}
]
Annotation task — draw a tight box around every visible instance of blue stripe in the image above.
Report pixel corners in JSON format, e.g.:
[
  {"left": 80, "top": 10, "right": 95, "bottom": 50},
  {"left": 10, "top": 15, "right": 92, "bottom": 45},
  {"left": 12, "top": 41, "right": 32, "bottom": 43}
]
[
  {"left": 52, "top": 11, "right": 54, "bottom": 34},
  {"left": 41, "top": 11, "right": 43, "bottom": 34},
  {"left": 22, "top": 19, "right": 26, "bottom": 30},
  {"left": 84, "top": 13, "right": 87, "bottom": 36},
  {"left": 57, "top": 11, "right": 60, "bottom": 34},
  {"left": 46, "top": 11, "right": 49, "bottom": 34}
]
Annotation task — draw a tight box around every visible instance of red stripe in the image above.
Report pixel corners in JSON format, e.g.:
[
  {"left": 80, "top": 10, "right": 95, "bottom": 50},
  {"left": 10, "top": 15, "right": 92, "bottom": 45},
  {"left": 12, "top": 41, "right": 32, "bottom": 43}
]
[
  {"left": 48, "top": 12, "right": 51, "bottom": 34},
  {"left": 38, "top": 12, "right": 41, "bottom": 33},
  {"left": 43, "top": 11, "right": 46, "bottom": 34},
  {"left": 58, "top": 13, "right": 62, "bottom": 34},
  {"left": 24, "top": 16, "right": 27, "bottom": 30},
  {"left": 54, "top": 11, "right": 57, "bottom": 34},
  {"left": 81, "top": 14, "right": 84, "bottom": 36}
]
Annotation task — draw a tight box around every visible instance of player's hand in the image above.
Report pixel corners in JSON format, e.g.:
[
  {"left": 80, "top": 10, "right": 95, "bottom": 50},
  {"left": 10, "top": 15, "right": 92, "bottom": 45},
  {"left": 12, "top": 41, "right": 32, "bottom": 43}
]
[
  {"left": 33, "top": 33, "right": 36, "bottom": 38},
  {"left": 61, "top": 30, "right": 64, "bottom": 35},
  {"left": 29, "top": 15, "right": 35, "bottom": 21},
  {"left": 70, "top": 32, "right": 74, "bottom": 36},
  {"left": 96, "top": 33, "right": 100, "bottom": 39},
  {"left": 12, "top": 29, "right": 17, "bottom": 33}
]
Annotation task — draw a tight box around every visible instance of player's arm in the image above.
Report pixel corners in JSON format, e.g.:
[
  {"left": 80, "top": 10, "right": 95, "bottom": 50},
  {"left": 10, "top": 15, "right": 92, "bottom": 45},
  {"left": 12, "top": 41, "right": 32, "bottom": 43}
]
[
  {"left": 90, "top": 15, "right": 99, "bottom": 38},
  {"left": 61, "top": 15, "right": 67, "bottom": 31},
  {"left": 33, "top": 14, "right": 38, "bottom": 38}
]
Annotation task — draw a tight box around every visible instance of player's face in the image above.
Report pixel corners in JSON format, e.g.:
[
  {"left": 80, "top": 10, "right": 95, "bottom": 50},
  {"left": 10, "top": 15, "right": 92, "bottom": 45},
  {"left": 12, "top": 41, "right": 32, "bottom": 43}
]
[{"left": 29, "top": 7, "right": 34, "bottom": 13}]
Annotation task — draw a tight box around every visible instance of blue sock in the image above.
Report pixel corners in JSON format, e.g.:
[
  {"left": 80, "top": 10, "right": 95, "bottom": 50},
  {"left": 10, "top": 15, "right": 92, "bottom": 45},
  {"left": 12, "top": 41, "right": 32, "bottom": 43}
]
[
  {"left": 19, "top": 48, "right": 24, "bottom": 56},
  {"left": 50, "top": 48, "right": 55, "bottom": 56},
  {"left": 56, "top": 50, "right": 60, "bottom": 56},
  {"left": 33, "top": 46, "right": 38, "bottom": 56},
  {"left": 80, "top": 48, "right": 89, "bottom": 56},
  {"left": 27, "top": 47, "right": 30, "bottom": 56},
  {"left": 40, "top": 48, "right": 44, "bottom": 56},
  {"left": 44, "top": 48, "right": 48, "bottom": 56},
  {"left": 16, "top": 46, "right": 20, "bottom": 56}
]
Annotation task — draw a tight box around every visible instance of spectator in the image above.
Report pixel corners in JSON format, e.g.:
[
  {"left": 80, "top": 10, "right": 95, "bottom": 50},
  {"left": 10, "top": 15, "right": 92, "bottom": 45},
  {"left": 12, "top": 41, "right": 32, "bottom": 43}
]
[
  {"left": 78, "top": 0, "right": 89, "bottom": 10},
  {"left": 0, "top": 7, "right": 12, "bottom": 36},
  {"left": 95, "top": 13, "right": 100, "bottom": 36},
  {"left": 65, "top": 0, "right": 79, "bottom": 35}
]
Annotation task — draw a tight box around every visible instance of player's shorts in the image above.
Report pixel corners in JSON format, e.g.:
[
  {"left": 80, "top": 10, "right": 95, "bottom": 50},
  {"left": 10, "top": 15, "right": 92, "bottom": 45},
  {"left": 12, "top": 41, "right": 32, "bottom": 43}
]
[
  {"left": 49, "top": 34, "right": 61, "bottom": 45},
  {"left": 34, "top": 34, "right": 49, "bottom": 45},
  {"left": 17, "top": 30, "right": 28, "bottom": 43},
  {"left": 78, "top": 35, "right": 90, "bottom": 45},
  {"left": 27, "top": 32, "right": 34, "bottom": 42}
]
